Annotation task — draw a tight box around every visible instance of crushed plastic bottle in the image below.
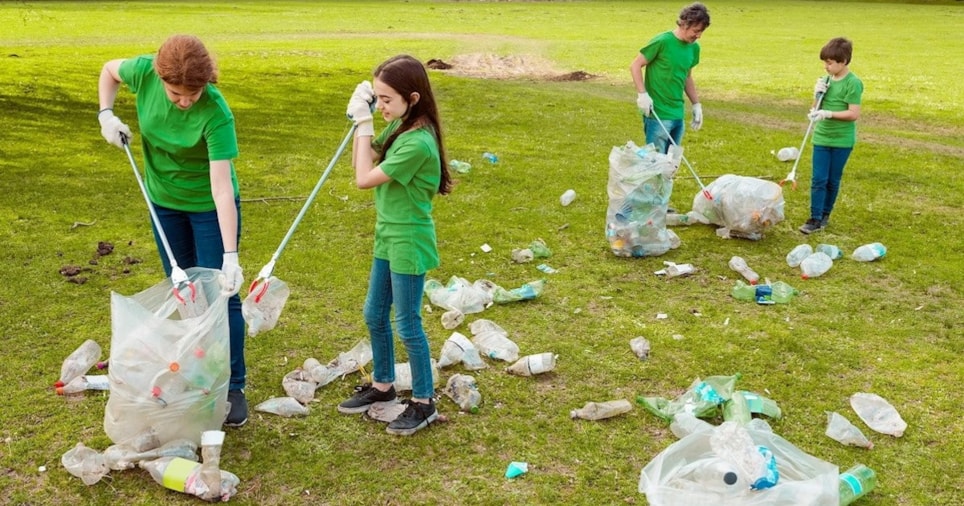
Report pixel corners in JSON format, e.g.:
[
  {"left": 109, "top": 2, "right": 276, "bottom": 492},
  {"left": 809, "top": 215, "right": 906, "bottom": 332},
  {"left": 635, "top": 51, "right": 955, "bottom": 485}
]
[
  {"left": 775, "top": 146, "right": 800, "bottom": 162},
  {"left": 852, "top": 242, "right": 887, "bottom": 262},
  {"left": 437, "top": 332, "right": 486, "bottom": 370},
  {"left": 56, "top": 339, "right": 102, "bottom": 388},
  {"left": 800, "top": 251, "right": 833, "bottom": 279},
  {"left": 710, "top": 421, "right": 779, "bottom": 490},
  {"left": 816, "top": 243, "right": 843, "bottom": 260},
  {"left": 838, "top": 464, "right": 878, "bottom": 505},
  {"left": 282, "top": 369, "right": 317, "bottom": 404},
  {"left": 728, "top": 256, "right": 760, "bottom": 285},
  {"left": 528, "top": 239, "right": 551, "bottom": 258},
  {"left": 448, "top": 159, "right": 472, "bottom": 174},
  {"left": 469, "top": 319, "right": 520, "bottom": 362},
  {"left": 769, "top": 280, "right": 799, "bottom": 304},
  {"left": 482, "top": 151, "right": 498, "bottom": 163},
  {"left": 850, "top": 392, "right": 907, "bottom": 437},
  {"left": 722, "top": 390, "right": 752, "bottom": 425},
  {"left": 630, "top": 336, "right": 651, "bottom": 360},
  {"left": 56, "top": 374, "right": 110, "bottom": 395},
  {"left": 511, "top": 248, "right": 535, "bottom": 263},
  {"left": 303, "top": 357, "right": 337, "bottom": 387},
  {"left": 198, "top": 430, "right": 224, "bottom": 501},
  {"left": 570, "top": 399, "right": 633, "bottom": 420},
  {"left": 255, "top": 396, "right": 310, "bottom": 417},
  {"left": 444, "top": 373, "right": 482, "bottom": 413},
  {"left": 440, "top": 309, "right": 464, "bottom": 330},
  {"left": 506, "top": 352, "right": 557, "bottom": 376},
  {"left": 61, "top": 442, "right": 109, "bottom": 485},
  {"left": 825, "top": 411, "right": 873, "bottom": 448},
  {"left": 786, "top": 244, "right": 813, "bottom": 268}
]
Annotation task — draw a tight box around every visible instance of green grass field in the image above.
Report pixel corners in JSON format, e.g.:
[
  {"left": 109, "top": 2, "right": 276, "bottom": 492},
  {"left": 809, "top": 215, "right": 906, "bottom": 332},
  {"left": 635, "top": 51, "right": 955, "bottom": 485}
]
[{"left": 1, "top": 1, "right": 962, "bottom": 504}]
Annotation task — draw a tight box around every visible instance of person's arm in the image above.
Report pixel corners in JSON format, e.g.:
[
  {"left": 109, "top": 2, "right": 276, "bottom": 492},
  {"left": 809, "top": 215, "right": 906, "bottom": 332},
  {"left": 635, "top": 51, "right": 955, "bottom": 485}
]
[
  {"left": 630, "top": 53, "right": 649, "bottom": 94},
  {"left": 209, "top": 160, "right": 238, "bottom": 252},
  {"left": 352, "top": 135, "right": 391, "bottom": 189},
  {"left": 684, "top": 71, "right": 699, "bottom": 105},
  {"left": 833, "top": 104, "right": 861, "bottom": 121},
  {"left": 97, "top": 59, "right": 132, "bottom": 147}
]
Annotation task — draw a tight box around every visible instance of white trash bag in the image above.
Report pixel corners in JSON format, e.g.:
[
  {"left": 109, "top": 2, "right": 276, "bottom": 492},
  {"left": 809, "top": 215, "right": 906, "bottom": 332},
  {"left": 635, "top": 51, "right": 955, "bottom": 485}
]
[
  {"left": 105, "top": 267, "right": 231, "bottom": 447},
  {"left": 691, "top": 174, "right": 785, "bottom": 240}
]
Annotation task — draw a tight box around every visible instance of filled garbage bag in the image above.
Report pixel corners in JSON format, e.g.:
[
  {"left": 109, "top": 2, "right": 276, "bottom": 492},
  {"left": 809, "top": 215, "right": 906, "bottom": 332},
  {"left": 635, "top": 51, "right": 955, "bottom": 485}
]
[
  {"left": 105, "top": 267, "right": 230, "bottom": 446},
  {"left": 606, "top": 141, "right": 680, "bottom": 257},
  {"left": 691, "top": 174, "right": 784, "bottom": 240},
  {"left": 639, "top": 419, "right": 837, "bottom": 505}
]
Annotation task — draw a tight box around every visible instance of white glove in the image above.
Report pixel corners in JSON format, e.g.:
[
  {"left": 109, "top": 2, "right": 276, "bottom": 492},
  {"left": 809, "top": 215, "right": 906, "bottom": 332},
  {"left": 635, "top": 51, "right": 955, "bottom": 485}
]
[
  {"left": 98, "top": 109, "right": 132, "bottom": 148},
  {"left": 808, "top": 109, "right": 833, "bottom": 122},
  {"left": 346, "top": 81, "right": 375, "bottom": 137},
  {"left": 691, "top": 103, "right": 703, "bottom": 131},
  {"left": 219, "top": 252, "right": 243, "bottom": 296},
  {"left": 814, "top": 77, "right": 829, "bottom": 97},
  {"left": 636, "top": 92, "right": 653, "bottom": 116}
]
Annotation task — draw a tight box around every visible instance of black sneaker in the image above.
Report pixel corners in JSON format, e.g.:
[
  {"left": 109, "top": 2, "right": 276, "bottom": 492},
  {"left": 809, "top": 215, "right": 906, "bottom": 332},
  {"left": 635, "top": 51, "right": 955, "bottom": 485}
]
[
  {"left": 386, "top": 399, "right": 438, "bottom": 436},
  {"left": 338, "top": 384, "right": 396, "bottom": 414},
  {"left": 225, "top": 389, "right": 248, "bottom": 427},
  {"left": 798, "top": 218, "right": 824, "bottom": 234}
]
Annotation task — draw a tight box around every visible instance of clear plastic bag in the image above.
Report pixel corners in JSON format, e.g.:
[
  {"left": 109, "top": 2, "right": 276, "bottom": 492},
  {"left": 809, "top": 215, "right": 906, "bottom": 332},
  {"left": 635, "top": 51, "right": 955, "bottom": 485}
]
[
  {"left": 692, "top": 174, "right": 785, "bottom": 240},
  {"left": 104, "top": 267, "right": 231, "bottom": 447}
]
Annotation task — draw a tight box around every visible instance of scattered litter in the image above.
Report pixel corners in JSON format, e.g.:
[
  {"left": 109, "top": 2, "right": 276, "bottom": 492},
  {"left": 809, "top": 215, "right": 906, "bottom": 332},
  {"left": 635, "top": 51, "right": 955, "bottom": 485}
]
[
  {"left": 505, "top": 461, "right": 528, "bottom": 479},
  {"left": 469, "top": 319, "right": 520, "bottom": 362},
  {"left": 536, "top": 263, "right": 558, "bottom": 274},
  {"left": 850, "top": 392, "right": 906, "bottom": 437},
  {"left": 444, "top": 374, "right": 482, "bottom": 413},
  {"left": 441, "top": 309, "right": 464, "bottom": 330},
  {"left": 255, "top": 397, "right": 309, "bottom": 417},
  {"left": 366, "top": 400, "right": 405, "bottom": 423},
  {"left": 505, "top": 352, "right": 557, "bottom": 376},
  {"left": 630, "top": 336, "right": 651, "bottom": 360},
  {"left": 437, "top": 332, "right": 488, "bottom": 370},
  {"left": 560, "top": 189, "right": 577, "bottom": 206},
  {"left": 480, "top": 243, "right": 492, "bottom": 253},
  {"left": 852, "top": 242, "right": 887, "bottom": 262},
  {"left": 692, "top": 174, "right": 785, "bottom": 240},
  {"left": 656, "top": 313, "right": 668, "bottom": 320},
  {"left": 571, "top": 399, "right": 633, "bottom": 420},
  {"left": 825, "top": 411, "right": 873, "bottom": 449}
]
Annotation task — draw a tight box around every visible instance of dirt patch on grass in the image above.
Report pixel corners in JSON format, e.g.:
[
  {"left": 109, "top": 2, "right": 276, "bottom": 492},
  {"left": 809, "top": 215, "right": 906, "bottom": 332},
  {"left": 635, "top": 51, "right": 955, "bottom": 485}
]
[{"left": 427, "top": 53, "right": 595, "bottom": 82}]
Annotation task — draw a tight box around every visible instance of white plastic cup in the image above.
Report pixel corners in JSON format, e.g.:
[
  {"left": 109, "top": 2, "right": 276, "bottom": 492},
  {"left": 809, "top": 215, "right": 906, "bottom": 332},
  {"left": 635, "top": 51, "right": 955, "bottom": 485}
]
[{"left": 560, "top": 189, "right": 576, "bottom": 206}]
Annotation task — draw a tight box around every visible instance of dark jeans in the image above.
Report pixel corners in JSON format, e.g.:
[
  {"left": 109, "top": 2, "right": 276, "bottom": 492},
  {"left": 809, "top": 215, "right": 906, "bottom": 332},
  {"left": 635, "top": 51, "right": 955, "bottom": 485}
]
[
  {"left": 810, "top": 145, "right": 853, "bottom": 220},
  {"left": 151, "top": 199, "right": 246, "bottom": 390}
]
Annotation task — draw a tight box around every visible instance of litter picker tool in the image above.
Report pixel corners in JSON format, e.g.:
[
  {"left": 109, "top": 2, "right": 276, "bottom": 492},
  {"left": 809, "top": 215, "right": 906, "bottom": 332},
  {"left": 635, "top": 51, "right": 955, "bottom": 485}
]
[
  {"left": 781, "top": 76, "right": 830, "bottom": 189},
  {"left": 121, "top": 133, "right": 206, "bottom": 318},
  {"left": 243, "top": 122, "right": 357, "bottom": 336},
  {"left": 649, "top": 109, "right": 713, "bottom": 201}
]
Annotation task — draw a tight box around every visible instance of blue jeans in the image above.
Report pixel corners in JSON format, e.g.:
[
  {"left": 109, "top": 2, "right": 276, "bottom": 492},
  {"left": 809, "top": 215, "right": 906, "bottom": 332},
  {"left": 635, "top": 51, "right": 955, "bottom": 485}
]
[
  {"left": 151, "top": 199, "right": 246, "bottom": 391},
  {"left": 810, "top": 145, "right": 853, "bottom": 220},
  {"left": 644, "top": 116, "right": 685, "bottom": 154},
  {"left": 364, "top": 258, "right": 434, "bottom": 399}
]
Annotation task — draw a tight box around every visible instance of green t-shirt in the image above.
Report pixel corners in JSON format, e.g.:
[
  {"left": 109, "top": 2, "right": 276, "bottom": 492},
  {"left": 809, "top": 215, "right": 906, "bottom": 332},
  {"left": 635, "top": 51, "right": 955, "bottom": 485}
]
[
  {"left": 812, "top": 72, "right": 863, "bottom": 148},
  {"left": 119, "top": 56, "right": 239, "bottom": 212},
  {"left": 641, "top": 31, "right": 701, "bottom": 120},
  {"left": 371, "top": 121, "right": 441, "bottom": 275}
]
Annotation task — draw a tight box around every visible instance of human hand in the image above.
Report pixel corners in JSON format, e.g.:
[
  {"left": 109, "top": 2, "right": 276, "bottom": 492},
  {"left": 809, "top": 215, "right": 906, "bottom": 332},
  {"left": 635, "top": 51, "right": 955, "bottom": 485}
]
[
  {"left": 346, "top": 81, "right": 374, "bottom": 123},
  {"left": 98, "top": 109, "right": 132, "bottom": 148},
  {"left": 808, "top": 109, "right": 833, "bottom": 122},
  {"left": 691, "top": 103, "right": 703, "bottom": 131},
  {"left": 219, "top": 252, "right": 243, "bottom": 296},
  {"left": 636, "top": 92, "right": 653, "bottom": 116},
  {"left": 813, "top": 77, "right": 829, "bottom": 98}
]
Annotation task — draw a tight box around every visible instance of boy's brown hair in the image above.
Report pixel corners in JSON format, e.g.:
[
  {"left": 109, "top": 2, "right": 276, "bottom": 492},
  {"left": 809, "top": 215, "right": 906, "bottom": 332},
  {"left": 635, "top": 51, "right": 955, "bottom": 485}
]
[{"left": 820, "top": 37, "right": 853, "bottom": 65}]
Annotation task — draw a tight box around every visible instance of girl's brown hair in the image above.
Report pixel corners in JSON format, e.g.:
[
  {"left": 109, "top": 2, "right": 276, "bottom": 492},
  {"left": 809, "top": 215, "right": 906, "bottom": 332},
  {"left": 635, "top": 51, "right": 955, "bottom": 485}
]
[
  {"left": 374, "top": 55, "right": 452, "bottom": 195},
  {"left": 154, "top": 35, "right": 218, "bottom": 90}
]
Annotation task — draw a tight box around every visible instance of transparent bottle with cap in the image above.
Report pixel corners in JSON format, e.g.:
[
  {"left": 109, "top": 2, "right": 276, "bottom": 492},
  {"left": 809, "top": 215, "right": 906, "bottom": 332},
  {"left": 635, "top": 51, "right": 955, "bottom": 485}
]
[
  {"left": 57, "top": 374, "right": 110, "bottom": 395},
  {"left": 56, "top": 339, "right": 102, "bottom": 388},
  {"left": 786, "top": 244, "right": 813, "bottom": 267},
  {"left": 852, "top": 242, "right": 887, "bottom": 262},
  {"left": 728, "top": 256, "right": 759, "bottom": 285},
  {"left": 482, "top": 151, "right": 498, "bottom": 163},
  {"left": 444, "top": 373, "right": 482, "bottom": 413},
  {"left": 800, "top": 251, "right": 833, "bottom": 279}
]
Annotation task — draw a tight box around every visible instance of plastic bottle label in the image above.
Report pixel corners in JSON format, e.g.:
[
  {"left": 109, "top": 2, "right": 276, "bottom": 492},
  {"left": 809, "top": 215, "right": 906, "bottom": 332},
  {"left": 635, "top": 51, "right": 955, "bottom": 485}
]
[
  {"left": 840, "top": 473, "right": 863, "bottom": 496},
  {"left": 162, "top": 457, "right": 199, "bottom": 492}
]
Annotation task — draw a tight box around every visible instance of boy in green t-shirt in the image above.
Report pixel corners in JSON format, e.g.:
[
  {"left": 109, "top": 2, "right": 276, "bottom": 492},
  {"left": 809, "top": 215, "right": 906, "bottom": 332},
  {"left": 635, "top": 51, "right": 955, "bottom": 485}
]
[{"left": 630, "top": 2, "right": 710, "bottom": 154}]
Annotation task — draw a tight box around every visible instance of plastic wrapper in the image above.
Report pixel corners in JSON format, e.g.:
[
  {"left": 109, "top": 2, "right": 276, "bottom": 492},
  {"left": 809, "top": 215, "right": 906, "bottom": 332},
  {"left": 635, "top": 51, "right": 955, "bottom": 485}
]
[
  {"left": 606, "top": 141, "right": 680, "bottom": 257},
  {"left": 242, "top": 275, "right": 290, "bottom": 337},
  {"left": 255, "top": 396, "right": 310, "bottom": 417},
  {"left": 850, "top": 392, "right": 906, "bottom": 437},
  {"left": 105, "top": 267, "right": 230, "bottom": 446},
  {"left": 638, "top": 374, "right": 741, "bottom": 422},
  {"left": 825, "top": 411, "right": 873, "bottom": 448},
  {"left": 640, "top": 419, "right": 838, "bottom": 505},
  {"left": 691, "top": 174, "right": 785, "bottom": 240}
]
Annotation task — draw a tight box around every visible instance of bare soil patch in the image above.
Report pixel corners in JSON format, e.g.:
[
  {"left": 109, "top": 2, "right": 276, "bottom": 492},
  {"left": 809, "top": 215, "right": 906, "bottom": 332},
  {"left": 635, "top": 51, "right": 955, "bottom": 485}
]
[{"left": 427, "top": 53, "right": 595, "bottom": 82}]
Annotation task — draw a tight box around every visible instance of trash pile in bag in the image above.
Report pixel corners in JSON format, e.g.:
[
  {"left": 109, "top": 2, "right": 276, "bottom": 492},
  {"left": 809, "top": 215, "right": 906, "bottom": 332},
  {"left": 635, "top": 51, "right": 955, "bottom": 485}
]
[
  {"left": 689, "top": 174, "right": 785, "bottom": 240},
  {"left": 59, "top": 268, "right": 242, "bottom": 501},
  {"left": 605, "top": 141, "right": 682, "bottom": 257}
]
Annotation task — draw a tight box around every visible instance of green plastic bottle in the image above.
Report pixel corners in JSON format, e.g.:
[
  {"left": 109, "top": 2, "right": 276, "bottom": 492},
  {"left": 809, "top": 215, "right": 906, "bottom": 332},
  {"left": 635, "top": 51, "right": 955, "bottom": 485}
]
[
  {"left": 839, "top": 464, "right": 877, "bottom": 505},
  {"left": 770, "top": 281, "right": 799, "bottom": 304},
  {"left": 731, "top": 280, "right": 756, "bottom": 301}
]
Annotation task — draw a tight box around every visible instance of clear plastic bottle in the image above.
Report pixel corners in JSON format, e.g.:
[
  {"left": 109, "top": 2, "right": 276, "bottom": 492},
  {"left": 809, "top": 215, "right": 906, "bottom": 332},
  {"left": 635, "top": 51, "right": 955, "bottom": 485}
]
[
  {"left": 838, "top": 464, "right": 877, "bottom": 505},
  {"left": 816, "top": 243, "right": 843, "bottom": 260},
  {"left": 506, "top": 352, "right": 557, "bottom": 376},
  {"left": 254, "top": 396, "right": 310, "bottom": 417},
  {"left": 140, "top": 456, "right": 240, "bottom": 502},
  {"left": 722, "top": 390, "right": 752, "bottom": 425},
  {"left": 528, "top": 239, "right": 552, "bottom": 258},
  {"left": 444, "top": 373, "right": 482, "bottom": 413},
  {"left": 776, "top": 147, "right": 799, "bottom": 162},
  {"left": 800, "top": 251, "right": 833, "bottom": 279},
  {"left": 852, "top": 242, "right": 887, "bottom": 262},
  {"left": 629, "top": 336, "right": 651, "bottom": 360},
  {"left": 850, "top": 392, "right": 907, "bottom": 437},
  {"left": 570, "top": 399, "right": 633, "bottom": 420},
  {"left": 56, "top": 339, "right": 102, "bottom": 388},
  {"left": 728, "top": 256, "right": 760, "bottom": 285},
  {"left": 56, "top": 374, "right": 110, "bottom": 395},
  {"left": 469, "top": 319, "right": 520, "bottom": 362},
  {"left": 448, "top": 159, "right": 472, "bottom": 174},
  {"left": 198, "top": 430, "right": 224, "bottom": 501},
  {"left": 786, "top": 244, "right": 813, "bottom": 267},
  {"left": 560, "top": 189, "right": 576, "bottom": 206},
  {"left": 482, "top": 151, "right": 498, "bottom": 163},
  {"left": 825, "top": 411, "right": 873, "bottom": 448}
]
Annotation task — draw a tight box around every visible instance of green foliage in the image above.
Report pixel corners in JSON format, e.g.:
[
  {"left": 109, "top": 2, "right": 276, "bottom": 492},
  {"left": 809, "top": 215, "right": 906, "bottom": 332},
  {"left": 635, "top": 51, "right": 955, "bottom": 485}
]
[{"left": 0, "top": 1, "right": 961, "bottom": 505}]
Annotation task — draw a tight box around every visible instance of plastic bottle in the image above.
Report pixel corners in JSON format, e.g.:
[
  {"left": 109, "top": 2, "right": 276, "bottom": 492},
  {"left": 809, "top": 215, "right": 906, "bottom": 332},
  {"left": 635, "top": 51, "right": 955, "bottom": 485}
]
[
  {"left": 303, "top": 357, "right": 337, "bottom": 387},
  {"left": 506, "top": 352, "right": 557, "bottom": 376},
  {"left": 56, "top": 339, "right": 102, "bottom": 388},
  {"left": 678, "top": 457, "right": 743, "bottom": 492},
  {"left": 528, "top": 239, "right": 552, "bottom": 258},
  {"left": 482, "top": 151, "right": 498, "bottom": 163},
  {"left": 800, "top": 251, "right": 833, "bottom": 279},
  {"left": 669, "top": 412, "right": 714, "bottom": 438},
  {"left": 570, "top": 399, "right": 633, "bottom": 420},
  {"left": 448, "top": 159, "right": 472, "bottom": 174},
  {"left": 838, "top": 464, "right": 878, "bottom": 505},
  {"left": 140, "top": 456, "right": 240, "bottom": 502},
  {"left": 664, "top": 263, "right": 696, "bottom": 278},
  {"left": 56, "top": 374, "right": 110, "bottom": 395},
  {"left": 722, "top": 390, "right": 752, "bottom": 425},
  {"left": 769, "top": 280, "right": 799, "bottom": 304},
  {"left": 438, "top": 332, "right": 487, "bottom": 370},
  {"left": 850, "top": 392, "right": 907, "bottom": 437},
  {"left": 441, "top": 309, "right": 464, "bottom": 330},
  {"left": 728, "top": 256, "right": 760, "bottom": 285},
  {"left": 740, "top": 391, "right": 782, "bottom": 419},
  {"left": 560, "top": 189, "right": 576, "bottom": 206},
  {"left": 444, "top": 374, "right": 482, "bottom": 413},
  {"left": 776, "top": 147, "right": 800, "bottom": 162},
  {"left": 852, "top": 242, "right": 887, "bottom": 262},
  {"left": 199, "top": 430, "right": 224, "bottom": 501},
  {"left": 629, "top": 336, "right": 651, "bottom": 360},
  {"left": 816, "top": 243, "right": 843, "bottom": 260},
  {"left": 825, "top": 411, "right": 873, "bottom": 449},
  {"left": 786, "top": 244, "right": 813, "bottom": 268},
  {"left": 254, "top": 396, "right": 310, "bottom": 417},
  {"left": 731, "top": 280, "right": 756, "bottom": 301},
  {"left": 469, "top": 319, "right": 520, "bottom": 362}
]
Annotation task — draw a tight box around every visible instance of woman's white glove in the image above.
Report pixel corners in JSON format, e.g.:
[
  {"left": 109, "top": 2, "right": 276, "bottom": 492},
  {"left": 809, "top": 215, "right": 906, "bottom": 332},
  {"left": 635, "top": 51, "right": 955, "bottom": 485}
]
[
  {"left": 219, "top": 252, "right": 244, "bottom": 296},
  {"left": 346, "top": 81, "right": 375, "bottom": 137},
  {"left": 636, "top": 92, "right": 653, "bottom": 116},
  {"left": 691, "top": 103, "right": 703, "bottom": 131},
  {"left": 98, "top": 109, "right": 132, "bottom": 148}
]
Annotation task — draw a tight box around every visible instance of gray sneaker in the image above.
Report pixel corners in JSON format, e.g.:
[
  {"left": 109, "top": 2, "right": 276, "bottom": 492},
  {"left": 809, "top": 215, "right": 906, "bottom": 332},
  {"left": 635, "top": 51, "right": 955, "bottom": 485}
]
[
  {"left": 820, "top": 214, "right": 831, "bottom": 229},
  {"left": 386, "top": 399, "right": 438, "bottom": 436},
  {"left": 799, "top": 218, "right": 824, "bottom": 234},
  {"left": 338, "top": 384, "right": 396, "bottom": 414},
  {"left": 225, "top": 389, "right": 248, "bottom": 428}
]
